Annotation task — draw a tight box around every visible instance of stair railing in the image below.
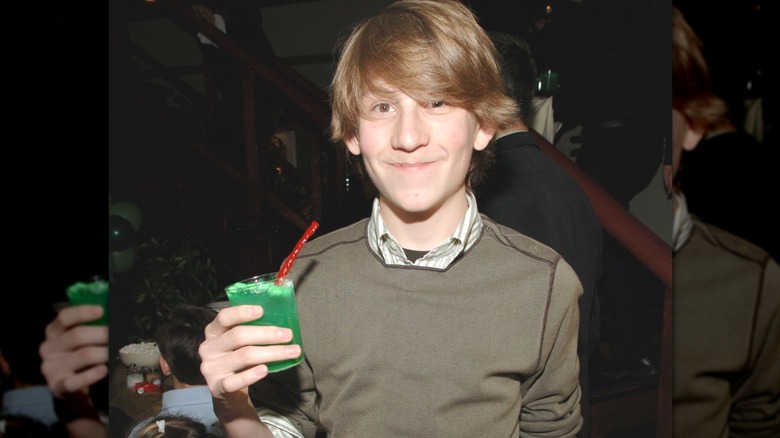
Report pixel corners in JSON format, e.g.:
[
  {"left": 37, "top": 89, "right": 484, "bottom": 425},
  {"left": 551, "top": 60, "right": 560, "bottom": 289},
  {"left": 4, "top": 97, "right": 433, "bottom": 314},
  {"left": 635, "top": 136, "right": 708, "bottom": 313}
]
[{"left": 154, "top": 0, "right": 345, "bottom": 232}]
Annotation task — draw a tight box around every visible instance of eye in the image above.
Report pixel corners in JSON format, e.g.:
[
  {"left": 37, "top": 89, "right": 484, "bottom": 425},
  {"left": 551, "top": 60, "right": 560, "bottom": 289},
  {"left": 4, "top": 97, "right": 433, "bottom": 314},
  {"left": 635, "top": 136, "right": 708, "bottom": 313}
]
[
  {"left": 372, "top": 102, "right": 393, "bottom": 113},
  {"left": 427, "top": 101, "right": 446, "bottom": 110}
]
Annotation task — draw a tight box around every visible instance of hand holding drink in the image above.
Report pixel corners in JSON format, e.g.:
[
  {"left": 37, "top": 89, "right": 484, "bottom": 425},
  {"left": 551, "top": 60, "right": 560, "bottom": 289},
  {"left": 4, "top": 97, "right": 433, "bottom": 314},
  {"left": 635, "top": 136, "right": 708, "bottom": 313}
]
[
  {"left": 40, "top": 304, "right": 110, "bottom": 398},
  {"left": 224, "top": 273, "right": 304, "bottom": 372},
  {"left": 207, "top": 221, "right": 319, "bottom": 382},
  {"left": 199, "top": 221, "right": 318, "bottom": 434},
  {"left": 66, "top": 276, "right": 109, "bottom": 325}
]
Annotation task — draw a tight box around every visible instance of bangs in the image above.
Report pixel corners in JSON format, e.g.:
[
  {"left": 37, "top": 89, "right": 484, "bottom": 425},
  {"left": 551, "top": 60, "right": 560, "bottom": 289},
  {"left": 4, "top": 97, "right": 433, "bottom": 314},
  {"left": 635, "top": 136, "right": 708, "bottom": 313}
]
[
  {"left": 330, "top": 0, "right": 517, "bottom": 145},
  {"left": 357, "top": 17, "right": 451, "bottom": 104}
]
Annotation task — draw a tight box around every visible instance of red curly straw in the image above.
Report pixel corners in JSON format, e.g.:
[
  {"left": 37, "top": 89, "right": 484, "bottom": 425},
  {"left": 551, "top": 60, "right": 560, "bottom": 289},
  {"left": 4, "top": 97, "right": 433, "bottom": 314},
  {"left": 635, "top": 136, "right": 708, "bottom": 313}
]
[{"left": 275, "top": 221, "right": 320, "bottom": 285}]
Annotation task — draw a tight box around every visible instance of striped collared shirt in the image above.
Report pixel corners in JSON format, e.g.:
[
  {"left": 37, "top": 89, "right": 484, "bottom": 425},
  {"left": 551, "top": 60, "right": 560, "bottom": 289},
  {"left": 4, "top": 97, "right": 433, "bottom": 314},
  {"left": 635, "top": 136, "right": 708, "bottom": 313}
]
[{"left": 366, "top": 191, "right": 484, "bottom": 268}]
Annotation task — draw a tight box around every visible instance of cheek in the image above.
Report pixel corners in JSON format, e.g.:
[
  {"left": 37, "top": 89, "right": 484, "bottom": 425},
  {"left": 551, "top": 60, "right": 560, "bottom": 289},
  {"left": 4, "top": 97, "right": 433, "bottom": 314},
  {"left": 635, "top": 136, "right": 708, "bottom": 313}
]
[
  {"left": 442, "top": 117, "right": 481, "bottom": 151},
  {"left": 351, "top": 121, "right": 387, "bottom": 155}
]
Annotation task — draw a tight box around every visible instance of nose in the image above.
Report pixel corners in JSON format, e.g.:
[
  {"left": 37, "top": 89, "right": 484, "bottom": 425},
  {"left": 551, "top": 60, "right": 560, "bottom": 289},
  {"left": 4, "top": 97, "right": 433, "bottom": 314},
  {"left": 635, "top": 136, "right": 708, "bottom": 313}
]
[{"left": 391, "top": 107, "right": 429, "bottom": 152}]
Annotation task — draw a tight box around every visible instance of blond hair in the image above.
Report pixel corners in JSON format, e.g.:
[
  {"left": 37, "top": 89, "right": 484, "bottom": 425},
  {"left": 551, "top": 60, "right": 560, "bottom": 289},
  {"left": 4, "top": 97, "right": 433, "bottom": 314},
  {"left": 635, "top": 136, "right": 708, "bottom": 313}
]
[{"left": 329, "top": 0, "right": 517, "bottom": 187}]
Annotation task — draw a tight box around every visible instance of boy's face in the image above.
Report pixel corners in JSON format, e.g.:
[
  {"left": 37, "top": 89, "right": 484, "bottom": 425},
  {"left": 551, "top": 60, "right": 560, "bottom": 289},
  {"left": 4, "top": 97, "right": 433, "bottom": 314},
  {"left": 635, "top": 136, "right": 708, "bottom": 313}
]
[{"left": 346, "top": 84, "right": 494, "bottom": 217}]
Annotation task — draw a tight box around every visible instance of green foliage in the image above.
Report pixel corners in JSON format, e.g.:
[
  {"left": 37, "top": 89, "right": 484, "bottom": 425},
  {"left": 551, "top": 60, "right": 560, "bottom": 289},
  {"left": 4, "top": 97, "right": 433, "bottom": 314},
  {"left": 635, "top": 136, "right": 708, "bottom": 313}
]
[{"left": 129, "top": 236, "right": 220, "bottom": 341}]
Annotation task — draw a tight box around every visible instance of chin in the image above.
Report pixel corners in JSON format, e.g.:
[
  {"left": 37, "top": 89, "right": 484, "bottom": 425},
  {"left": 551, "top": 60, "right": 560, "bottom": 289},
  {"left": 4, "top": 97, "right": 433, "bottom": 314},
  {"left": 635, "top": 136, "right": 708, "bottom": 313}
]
[{"left": 384, "top": 193, "right": 437, "bottom": 216}]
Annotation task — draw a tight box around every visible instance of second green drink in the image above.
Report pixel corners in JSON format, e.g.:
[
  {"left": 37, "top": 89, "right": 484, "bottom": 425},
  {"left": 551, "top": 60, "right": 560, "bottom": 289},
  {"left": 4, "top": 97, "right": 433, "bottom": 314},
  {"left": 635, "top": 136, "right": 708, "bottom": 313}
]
[{"left": 224, "top": 273, "right": 303, "bottom": 372}]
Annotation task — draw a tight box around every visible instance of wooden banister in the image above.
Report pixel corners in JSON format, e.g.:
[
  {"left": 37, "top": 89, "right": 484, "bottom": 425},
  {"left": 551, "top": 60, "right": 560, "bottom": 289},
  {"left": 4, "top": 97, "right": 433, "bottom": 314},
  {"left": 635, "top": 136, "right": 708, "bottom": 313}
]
[
  {"left": 156, "top": 0, "right": 342, "bottom": 231},
  {"left": 531, "top": 131, "right": 672, "bottom": 290},
  {"left": 531, "top": 131, "right": 672, "bottom": 438},
  {"left": 156, "top": 0, "right": 332, "bottom": 131}
]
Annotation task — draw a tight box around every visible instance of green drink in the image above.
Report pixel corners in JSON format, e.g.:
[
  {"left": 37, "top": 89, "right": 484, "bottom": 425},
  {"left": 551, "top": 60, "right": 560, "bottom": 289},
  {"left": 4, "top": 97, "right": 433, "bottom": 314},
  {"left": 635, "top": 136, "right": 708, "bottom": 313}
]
[
  {"left": 536, "top": 69, "right": 560, "bottom": 95},
  {"left": 225, "top": 273, "right": 304, "bottom": 372},
  {"left": 66, "top": 277, "right": 109, "bottom": 326}
]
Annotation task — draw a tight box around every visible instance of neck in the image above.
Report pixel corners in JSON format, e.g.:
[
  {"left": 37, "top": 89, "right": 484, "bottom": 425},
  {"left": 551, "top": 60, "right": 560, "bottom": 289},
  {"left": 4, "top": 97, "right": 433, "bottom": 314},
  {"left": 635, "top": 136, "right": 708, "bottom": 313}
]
[
  {"left": 704, "top": 119, "right": 737, "bottom": 139},
  {"left": 379, "top": 190, "right": 470, "bottom": 251},
  {"left": 495, "top": 118, "right": 528, "bottom": 137},
  {"left": 171, "top": 376, "right": 194, "bottom": 390}
]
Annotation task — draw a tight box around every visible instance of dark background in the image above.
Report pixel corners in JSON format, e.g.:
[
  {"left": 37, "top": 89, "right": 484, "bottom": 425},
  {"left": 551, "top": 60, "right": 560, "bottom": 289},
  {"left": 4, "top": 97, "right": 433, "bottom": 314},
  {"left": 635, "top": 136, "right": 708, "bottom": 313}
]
[{"left": 674, "top": 0, "right": 773, "bottom": 138}]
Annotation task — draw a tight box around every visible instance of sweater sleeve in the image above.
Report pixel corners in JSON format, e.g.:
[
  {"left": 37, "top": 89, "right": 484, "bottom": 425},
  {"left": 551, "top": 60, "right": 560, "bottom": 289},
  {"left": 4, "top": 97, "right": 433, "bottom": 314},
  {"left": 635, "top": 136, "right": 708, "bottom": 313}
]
[
  {"left": 520, "top": 257, "right": 583, "bottom": 437},
  {"left": 249, "top": 361, "right": 320, "bottom": 438},
  {"left": 729, "top": 258, "right": 780, "bottom": 437}
]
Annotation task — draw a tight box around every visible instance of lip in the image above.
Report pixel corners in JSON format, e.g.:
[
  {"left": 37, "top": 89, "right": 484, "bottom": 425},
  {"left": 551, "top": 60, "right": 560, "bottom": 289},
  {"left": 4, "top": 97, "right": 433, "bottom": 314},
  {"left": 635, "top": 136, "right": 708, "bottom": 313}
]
[{"left": 389, "top": 160, "right": 436, "bottom": 169}]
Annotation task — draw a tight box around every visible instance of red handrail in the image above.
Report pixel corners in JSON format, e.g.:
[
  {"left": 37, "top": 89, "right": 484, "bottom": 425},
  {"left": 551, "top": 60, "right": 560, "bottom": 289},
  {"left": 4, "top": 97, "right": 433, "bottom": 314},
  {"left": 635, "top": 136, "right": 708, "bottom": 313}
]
[{"left": 531, "top": 131, "right": 672, "bottom": 290}]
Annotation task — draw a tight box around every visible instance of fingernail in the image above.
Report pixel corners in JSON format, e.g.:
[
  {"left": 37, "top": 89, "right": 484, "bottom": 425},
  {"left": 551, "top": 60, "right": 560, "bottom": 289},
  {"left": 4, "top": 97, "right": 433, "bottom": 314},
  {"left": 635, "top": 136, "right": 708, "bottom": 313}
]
[
  {"left": 285, "top": 345, "right": 301, "bottom": 356},
  {"left": 253, "top": 365, "right": 268, "bottom": 377}
]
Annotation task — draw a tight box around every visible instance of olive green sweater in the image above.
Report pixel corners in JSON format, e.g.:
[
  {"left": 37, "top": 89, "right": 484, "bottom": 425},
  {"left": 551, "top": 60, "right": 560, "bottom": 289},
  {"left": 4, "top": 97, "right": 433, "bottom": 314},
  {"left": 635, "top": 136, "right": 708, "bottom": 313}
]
[
  {"left": 673, "top": 218, "right": 780, "bottom": 437},
  {"left": 251, "top": 216, "right": 583, "bottom": 437}
]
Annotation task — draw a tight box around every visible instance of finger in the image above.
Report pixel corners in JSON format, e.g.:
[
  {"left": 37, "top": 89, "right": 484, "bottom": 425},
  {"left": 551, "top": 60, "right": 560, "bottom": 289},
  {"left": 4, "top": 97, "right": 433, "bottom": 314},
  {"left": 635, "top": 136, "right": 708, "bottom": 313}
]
[
  {"left": 235, "top": 343, "right": 300, "bottom": 371},
  {"left": 41, "top": 345, "right": 109, "bottom": 386},
  {"left": 44, "top": 306, "right": 104, "bottom": 338},
  {"left": 40, "top": 325, "right": 108, "bottom": 360},
  {"left": 201, "top": 324, "right": 293, "bottom": 364},
  {"left": 205, "top": 305, "right": 264, "bottom": 338},
  {"left": 72, "top": 345, "right": 110, "bottom": 369},
  {"left": 218, "top": 364, "right": 268, "bottom": 394},
  {"left": 202, "top": 343, "right": 300, "bottom": 379},
  {"left": 60, "top": 364, "right": 109, "bottom": 395},
  {"left": 205, "top": 344, "right": 302, "bottom": 395}
]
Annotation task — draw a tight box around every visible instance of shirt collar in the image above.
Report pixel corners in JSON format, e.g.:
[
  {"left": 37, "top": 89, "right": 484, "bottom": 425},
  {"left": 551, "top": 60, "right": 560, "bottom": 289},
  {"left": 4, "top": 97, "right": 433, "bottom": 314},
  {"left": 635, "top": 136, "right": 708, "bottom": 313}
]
[
  {"left": 367, "top": 192, "right": 483, "bottom": 268},
  {"left": 493, "top": 129, "right": 529, "bottom": 141},
  {"left": 672, "top": 191, "right": 693, "bottom": 253}
]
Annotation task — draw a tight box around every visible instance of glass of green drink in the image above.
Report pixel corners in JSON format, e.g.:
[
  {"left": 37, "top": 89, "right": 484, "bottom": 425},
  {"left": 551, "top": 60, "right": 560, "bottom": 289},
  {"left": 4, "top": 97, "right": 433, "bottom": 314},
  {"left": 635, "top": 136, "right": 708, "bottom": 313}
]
[
  {"left": 224, "top": 273, "right": 304, "bottom": 372},
  {"left": 66, "top": 276, "right": 109, "bottom": 326}
]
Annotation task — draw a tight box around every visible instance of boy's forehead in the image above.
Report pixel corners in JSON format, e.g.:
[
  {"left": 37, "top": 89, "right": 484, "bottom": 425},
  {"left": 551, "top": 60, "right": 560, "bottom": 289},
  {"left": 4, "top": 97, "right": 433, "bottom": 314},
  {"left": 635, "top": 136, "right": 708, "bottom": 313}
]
[
  {"left": 361, "top": 78, "right": 435, "bottom": 102},
  {"left": 365, "top": 79, "right": 398, "bottom": 94}
]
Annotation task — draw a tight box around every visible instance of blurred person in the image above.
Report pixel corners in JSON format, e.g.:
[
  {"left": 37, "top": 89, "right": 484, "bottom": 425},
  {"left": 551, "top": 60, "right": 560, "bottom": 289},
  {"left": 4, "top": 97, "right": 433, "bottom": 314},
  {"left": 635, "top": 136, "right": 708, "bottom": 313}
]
[
  {"left": 134, "top": 414, "right": 221, "bottom": 438},
  {"left": 678, "top": 115, "right": 778, "bottom": 260},
  {"left": 38, "top": 305, "right": 109, "bottom": 438},
  {"left": 199, "top": 1, "right": 583, "bottom": 437},
  {"left": 0, "top": 307, "right": 61, "bottom": 432},
  {"left": 672, "top": 6, "right": 780, "bottom": 437},
  {"left": 476, "top": 30, "right": 603, "bottom": 438},
  {"left": 499, "top": 0, "right": 668, "bottom": 381},
  {"left": 0, "top": 412, "right": 67, "bottom": 437},
  {"left": 126, "top": 305, "right": 223, "bottom": 438}
]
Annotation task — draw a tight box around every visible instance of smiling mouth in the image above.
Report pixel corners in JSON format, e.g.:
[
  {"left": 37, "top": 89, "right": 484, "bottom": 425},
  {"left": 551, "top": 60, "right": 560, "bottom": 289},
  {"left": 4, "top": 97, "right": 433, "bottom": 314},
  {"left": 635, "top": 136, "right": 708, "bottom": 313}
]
[{"left": 391, "top": 161, "right": 435, "bottom": 168}]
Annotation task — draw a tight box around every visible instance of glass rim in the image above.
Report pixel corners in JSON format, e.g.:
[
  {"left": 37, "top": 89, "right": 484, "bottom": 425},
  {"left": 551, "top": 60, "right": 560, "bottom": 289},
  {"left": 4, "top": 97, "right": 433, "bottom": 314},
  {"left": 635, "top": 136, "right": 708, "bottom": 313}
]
[{"left": 225, "top": 273, "right": 293, "bottom": 292}]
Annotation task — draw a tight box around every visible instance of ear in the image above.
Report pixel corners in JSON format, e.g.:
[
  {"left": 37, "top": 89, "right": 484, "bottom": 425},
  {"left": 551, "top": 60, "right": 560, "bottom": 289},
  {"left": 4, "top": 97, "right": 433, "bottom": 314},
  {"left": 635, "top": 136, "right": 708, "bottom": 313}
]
[
  {"left": 683, "top": 127, "right": 704, "bottom": 151},
  {"left": 473, "top": 127, "right": 496, "bottom": 151},
  {"left": 345, "top": 137, "right": 361, "bottom": 155},
  {"left": 159, "top": 357, "right": 171, "bottom": 376}
]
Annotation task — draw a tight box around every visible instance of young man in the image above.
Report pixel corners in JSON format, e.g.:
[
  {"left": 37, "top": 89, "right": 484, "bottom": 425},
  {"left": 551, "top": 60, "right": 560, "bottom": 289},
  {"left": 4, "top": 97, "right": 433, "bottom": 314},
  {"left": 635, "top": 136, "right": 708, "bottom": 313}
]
[
  {"left": 672, "top": 7, "right": 780, "bottom": 437},
  {"left": 199, "top": 1, "right": 583, "bottom": 436}
]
